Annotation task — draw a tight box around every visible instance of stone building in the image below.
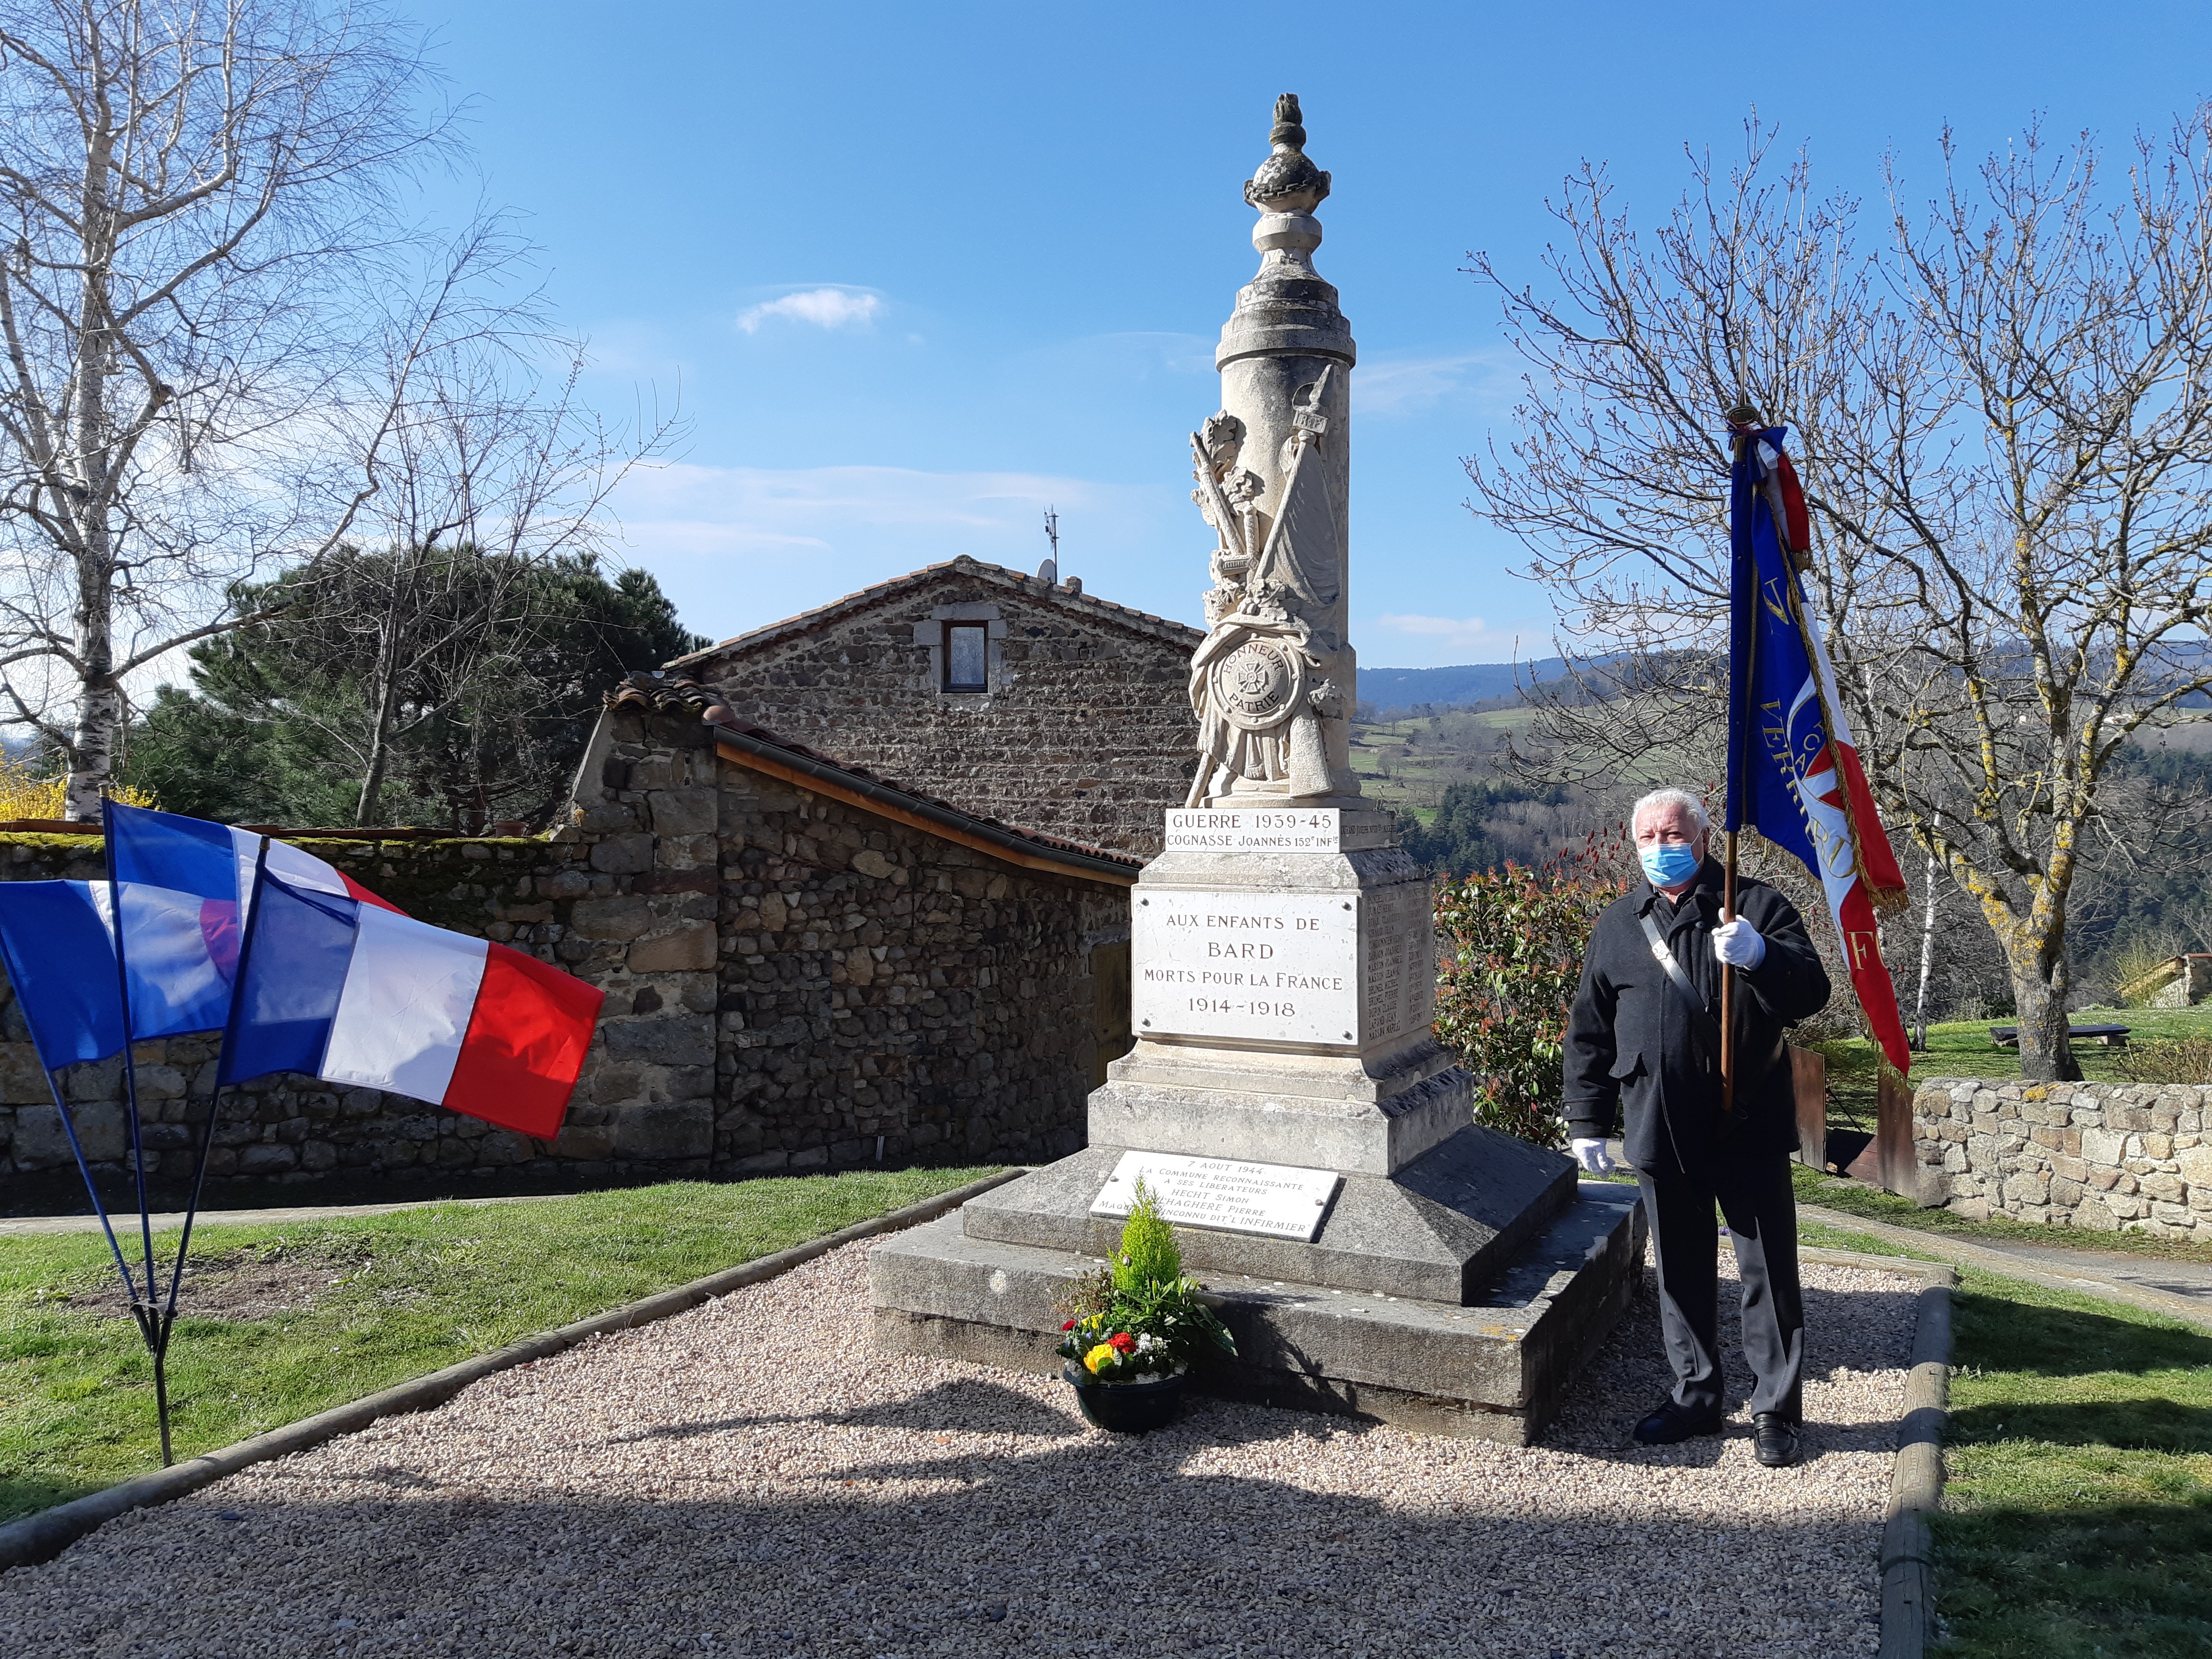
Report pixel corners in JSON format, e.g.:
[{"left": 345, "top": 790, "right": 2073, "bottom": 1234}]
[
  {"left": 667, "top": 555, "right": 1203, "bottom": 859},
  {"left": 0, "top": 680, "right": 1140, "bottom": 1200}
]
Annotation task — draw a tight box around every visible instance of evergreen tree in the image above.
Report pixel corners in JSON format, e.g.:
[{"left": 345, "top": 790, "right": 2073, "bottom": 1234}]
[{"left": 123, "top": 553, "right": 706, "bottom": 830}]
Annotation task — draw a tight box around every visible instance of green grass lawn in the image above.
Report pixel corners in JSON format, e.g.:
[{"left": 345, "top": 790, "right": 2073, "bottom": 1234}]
[
  {"left": 1798, "top": 1218, "right": 2212, "bottom": 1658},
  {"left": 0, "top": 1167, "right": 996, "bottom": 1523}
]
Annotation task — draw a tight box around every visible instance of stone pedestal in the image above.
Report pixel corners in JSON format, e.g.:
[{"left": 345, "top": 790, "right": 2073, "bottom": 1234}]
[{"left": 868, "top": 805, "right": 1645, "bottom": 1441}]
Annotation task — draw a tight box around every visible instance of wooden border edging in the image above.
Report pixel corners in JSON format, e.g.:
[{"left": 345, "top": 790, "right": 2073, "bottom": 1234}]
[{"left": 0, "top": 1168, "right": 1026, "bottom": 1574}]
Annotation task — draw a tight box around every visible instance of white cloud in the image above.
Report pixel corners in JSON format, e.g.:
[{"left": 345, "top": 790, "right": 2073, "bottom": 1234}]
[
  {"left": 603, "top": 461, "right": 1196, "bottom": 641},
  {"left": 736, "top": 287, "right": 884, "bottom": 334},
  {"left": 1370, "top": 612, "right": 1531, "bottom": 657},
  {"left": 1355, "top": 350, "right": 1509, "bottom": 418}
]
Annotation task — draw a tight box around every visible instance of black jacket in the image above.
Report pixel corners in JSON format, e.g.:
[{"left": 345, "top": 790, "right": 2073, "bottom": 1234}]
[{"left": 1563, "top": 858, "right": 1830, "bottom": 1174}]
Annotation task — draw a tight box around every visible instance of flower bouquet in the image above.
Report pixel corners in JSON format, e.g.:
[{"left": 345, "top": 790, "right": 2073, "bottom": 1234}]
[{"left": 1054, "top": 1179, "right": 1236, "bottom": 1432}]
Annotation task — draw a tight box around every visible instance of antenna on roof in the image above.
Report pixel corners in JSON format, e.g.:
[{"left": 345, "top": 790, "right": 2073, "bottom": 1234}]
[{"left": 1039, "top": 506, "right": 1061, "bottom": 586}]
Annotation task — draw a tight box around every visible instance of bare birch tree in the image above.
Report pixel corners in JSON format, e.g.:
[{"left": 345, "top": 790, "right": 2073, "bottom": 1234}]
[
  {"left": 1468, "top": 117, "right": 2212, "bottom": 1080},
  {"left": 0, "top": 0, "right": 461, "bottom": 816}
]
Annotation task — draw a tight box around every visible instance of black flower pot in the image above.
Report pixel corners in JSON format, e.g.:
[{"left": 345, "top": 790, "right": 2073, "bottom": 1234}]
[{"left": 1063, "top": 1363, "right": 1186, "bottom": 1433}]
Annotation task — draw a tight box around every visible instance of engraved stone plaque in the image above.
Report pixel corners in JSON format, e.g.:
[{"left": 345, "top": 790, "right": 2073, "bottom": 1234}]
[
  {"left": 1132, "top": 889, "right": 1359, "bottom": 1045},
  {"left": 1163, "top": 807, "right": 1344, "bottom": 853},
  {"left": 1089, "top": 1150, "right": 1342, "bottom": 1241}
]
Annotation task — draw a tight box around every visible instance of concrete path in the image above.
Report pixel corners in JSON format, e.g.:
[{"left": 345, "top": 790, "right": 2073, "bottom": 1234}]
[
  {"left": 1798, "top": 1202, "right": 2212, "bottom": 1332},
  {"left": 0, "top": 1190, "right": 573, "bottom": 1238}
]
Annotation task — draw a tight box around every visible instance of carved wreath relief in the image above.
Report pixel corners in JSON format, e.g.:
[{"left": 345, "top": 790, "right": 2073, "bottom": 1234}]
[{"left": 1184, "top": 365, "right": 1341, "bottom": 807}]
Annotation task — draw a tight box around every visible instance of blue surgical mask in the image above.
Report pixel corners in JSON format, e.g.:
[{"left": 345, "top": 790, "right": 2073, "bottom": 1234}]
[{"left": 1638, "top": 841, "right": 1703, "bottom": 889}]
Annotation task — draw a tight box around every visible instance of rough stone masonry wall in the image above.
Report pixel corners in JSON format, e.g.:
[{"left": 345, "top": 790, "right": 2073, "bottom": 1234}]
[
  {"left": 1913, "top": 1078, "right": 2212, "bottom": 1242},
  {"left": 710, "top": 764, "right": 1125, "bottom": 1174},
  {"left": 0, "top": 704, "right": 1127, "bottom": 1199},
  {"left": 686, "top": 561, "right": 1200, "bottom": 858}
]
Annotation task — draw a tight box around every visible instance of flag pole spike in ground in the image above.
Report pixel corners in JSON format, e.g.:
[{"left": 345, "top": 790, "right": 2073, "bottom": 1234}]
[{"left": 101, "top": 795, "right": 168, "bottom": 1463}]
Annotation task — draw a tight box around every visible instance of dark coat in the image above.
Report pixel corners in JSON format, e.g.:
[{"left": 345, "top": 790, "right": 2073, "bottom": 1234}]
[{"left": 1563, "top": 857, "right": 1831, "bottom": 1174}]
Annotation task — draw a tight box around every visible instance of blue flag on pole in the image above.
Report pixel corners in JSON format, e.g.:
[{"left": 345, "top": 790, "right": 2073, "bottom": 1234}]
[{"left": 1725, "top": 421, "right": 1912, "bottom": 1075}]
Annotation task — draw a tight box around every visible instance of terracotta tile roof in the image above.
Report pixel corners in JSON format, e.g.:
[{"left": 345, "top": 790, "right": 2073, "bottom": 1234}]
[
  {"left": 662, "top": 555, "right": 1204, "bottom": 669},
  {"left": 602, "top": 673, "right": 1144, "bottom": 874}
]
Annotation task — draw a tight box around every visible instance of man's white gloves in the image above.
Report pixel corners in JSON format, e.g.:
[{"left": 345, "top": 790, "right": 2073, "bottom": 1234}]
[
  {"left": 1571, "top": 1138, "right": 1617, "bottom": 1176},
  {"left": 1712, "top": 918, "right": 1766, "bottom": 970}
]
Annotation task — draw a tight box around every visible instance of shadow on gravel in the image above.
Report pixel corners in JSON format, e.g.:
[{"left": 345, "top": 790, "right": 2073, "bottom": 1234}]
[
  {"left": 614, "top": 1378, "right": 1082, "bottom": 1444},
  {"left": 0, "top": 1446, "right": 1894, "bottom": 1659}
]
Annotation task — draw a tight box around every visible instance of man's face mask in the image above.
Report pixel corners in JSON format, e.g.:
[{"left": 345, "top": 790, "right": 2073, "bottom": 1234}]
[{"left": 1638, "top": 840, "right": 1702, "bottom": 889}]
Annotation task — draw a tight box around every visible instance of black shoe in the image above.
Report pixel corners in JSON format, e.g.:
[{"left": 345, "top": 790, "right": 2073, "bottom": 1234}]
[
  {"left": 1753, "top": 1412, "right": 1803, "bottom": 1467},
  {"left": 1633, "top": 1400, "right": 1724, "bottom": 1445}
]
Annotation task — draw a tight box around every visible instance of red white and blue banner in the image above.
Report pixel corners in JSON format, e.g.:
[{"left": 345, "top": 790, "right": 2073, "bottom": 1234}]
[
  {"left": 1727, "top": 422, "right": 1912, "bottom": 1075},
  {"left": 217, "top": 869, "right": 602, "bottom": 1138}
]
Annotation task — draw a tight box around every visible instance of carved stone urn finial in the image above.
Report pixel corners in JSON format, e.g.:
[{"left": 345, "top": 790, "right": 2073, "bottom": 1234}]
[{"left": 1245, "top": 92, "right": 1331, "bottom": 214}]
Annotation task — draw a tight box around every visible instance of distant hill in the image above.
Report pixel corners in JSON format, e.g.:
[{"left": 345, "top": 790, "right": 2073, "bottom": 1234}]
[{"left": 1356, "top": 658, "right": 1571, "bottom": 712}]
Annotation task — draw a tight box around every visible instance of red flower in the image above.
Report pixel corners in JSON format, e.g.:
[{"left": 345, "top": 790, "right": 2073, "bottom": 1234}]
[
  {"left": 1107, "top": 1332, "right": 1136, "bottom": 1353},
  {"left": 1061, "top": 1320, "right": 1077, "bottom": 1331}
]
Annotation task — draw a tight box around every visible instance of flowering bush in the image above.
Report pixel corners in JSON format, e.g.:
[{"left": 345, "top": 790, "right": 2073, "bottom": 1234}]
[
  {"left": 1054, "top": 1180, "right": 1236, "bottom": 1383},
  {"left": 1432, "top": 829, "right": 1631, "bottom": 1150}
]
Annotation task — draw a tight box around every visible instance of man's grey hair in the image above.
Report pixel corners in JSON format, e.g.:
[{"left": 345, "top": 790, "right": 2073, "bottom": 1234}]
[{"left": 1632, "top": 787, "right": 1711, "bottom": 836}]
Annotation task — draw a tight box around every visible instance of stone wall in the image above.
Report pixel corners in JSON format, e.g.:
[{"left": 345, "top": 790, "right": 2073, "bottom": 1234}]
[
  {"left": 0, "top": 700, "right": 1132, "bottom": 1201},
  {"left": 1912, "top": 1078, "right": 2212, "bottom": 1242},
  {"left": 673, "top": 557, "right": 1202, "bottom": 858}
]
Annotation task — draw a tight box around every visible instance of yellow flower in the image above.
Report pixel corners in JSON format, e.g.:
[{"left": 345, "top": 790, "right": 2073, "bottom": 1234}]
[{"left": 1083, "top": 1343, "right": 1117, "bottom": 1375}]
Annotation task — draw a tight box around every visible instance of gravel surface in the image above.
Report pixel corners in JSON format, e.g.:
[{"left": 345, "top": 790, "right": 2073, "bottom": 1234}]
[{"left": 0, "top": 1238, "right": 1920, "bottom": 1658}]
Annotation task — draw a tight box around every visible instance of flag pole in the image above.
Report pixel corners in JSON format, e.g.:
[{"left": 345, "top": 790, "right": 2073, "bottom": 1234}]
[
  {"left": 1722, "top": 405, "right": 1758, "bottom": 1118},
  {"left": 101, "top": 798, "right": 170, "bottom": 1465},
  {"left": 151, "top": 835, "right": 272, "bottom": 1467}
]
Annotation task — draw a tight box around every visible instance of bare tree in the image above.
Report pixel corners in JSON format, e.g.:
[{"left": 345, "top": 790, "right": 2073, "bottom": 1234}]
[
  {"left": 0, "top": 0, "right": 465, "bottom": 816},
  {"left": 309, "top": 317, "right": 675, "bottom": 826},
  {"left": 1468, "top": 117, "right": 2212, "bottom": 1080}
]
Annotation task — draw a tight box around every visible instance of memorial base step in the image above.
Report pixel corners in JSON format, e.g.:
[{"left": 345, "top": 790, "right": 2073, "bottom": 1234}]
[
  {"left": 960, "top": 1130, "right": 1575, "bottom": 1304},
  {"left": 868, "top": 1182, "right": 1647, "bottom": 1445}
]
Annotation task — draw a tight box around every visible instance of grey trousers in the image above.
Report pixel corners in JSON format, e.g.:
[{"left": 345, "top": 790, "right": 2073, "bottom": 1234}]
[{"left": 1635, "top": 1147, "right": 1804, "bottom": 1421}]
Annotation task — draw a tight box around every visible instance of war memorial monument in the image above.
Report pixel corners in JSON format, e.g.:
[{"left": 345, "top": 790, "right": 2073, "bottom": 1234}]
[{"left": 870, "top": 95, "right": 1645, "bottom": 1440}]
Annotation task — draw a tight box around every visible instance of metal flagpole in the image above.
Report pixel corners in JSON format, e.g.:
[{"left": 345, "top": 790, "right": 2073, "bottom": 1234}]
[
  {"left": 101, "top": 798, "right": 170, "bottom": 1464},
  {"left": 153, "top": 837, "right": 271, "bottom": 1434}
]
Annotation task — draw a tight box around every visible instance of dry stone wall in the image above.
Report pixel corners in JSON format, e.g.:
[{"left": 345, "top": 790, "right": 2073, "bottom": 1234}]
[
  {"left": 0, "top": 702, "right": 1130, "bottom": 1202},
  {"left": 677, "top": 559, "right": 1202, "bottom": 858},
  {"left": 1913, "top": 1078, "right": 2212, "bottom": 1242}
]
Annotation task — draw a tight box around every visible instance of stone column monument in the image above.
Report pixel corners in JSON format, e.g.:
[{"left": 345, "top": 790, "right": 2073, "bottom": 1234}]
[{"left": 871, "top": 97, "right": 1645, "bottom": 1441}]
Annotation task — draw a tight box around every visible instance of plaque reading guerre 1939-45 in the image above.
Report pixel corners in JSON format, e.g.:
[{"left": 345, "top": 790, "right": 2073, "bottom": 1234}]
[
  {"left": 1089, "top": 1150, "right": 1343, "bottom": 1241},
  {"left": 1162, "top": 807, "right": 1345, "bottom": 853}
]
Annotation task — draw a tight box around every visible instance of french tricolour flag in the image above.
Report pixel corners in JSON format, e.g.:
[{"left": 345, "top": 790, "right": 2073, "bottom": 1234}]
[
  {"left": 106, "top": 800, "right": 403, "bottom": 923},
  {"left": 220, "top": 870, "right": 602, "bottom": 1139},
  {"left": 0, "top": 880, "right": 241, "bottom": 1069}
]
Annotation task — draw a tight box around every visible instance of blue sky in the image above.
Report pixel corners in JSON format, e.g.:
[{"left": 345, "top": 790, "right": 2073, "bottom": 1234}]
[{"left": 413, "top": 2, "right": 2212, "bottom": 668}]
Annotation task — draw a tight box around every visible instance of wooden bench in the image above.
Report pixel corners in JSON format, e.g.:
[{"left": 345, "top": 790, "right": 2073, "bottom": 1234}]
[{"left": 1988, "top": 1023, "right": 2131, "bottom": 1048}]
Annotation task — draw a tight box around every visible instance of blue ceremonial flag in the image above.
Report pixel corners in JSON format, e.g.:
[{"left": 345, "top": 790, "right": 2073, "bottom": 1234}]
[{"left": 1725, "top": 420, "right": 1912, "bottom": 1075}]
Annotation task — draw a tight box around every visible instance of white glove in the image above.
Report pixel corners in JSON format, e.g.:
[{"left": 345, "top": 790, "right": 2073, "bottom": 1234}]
[
  {"left": 1571, "top": 1138, "right": 1617, "bottom": 1176},
  {"left": 1712, "top": 918, "right": 1766, "bottom": 970}
]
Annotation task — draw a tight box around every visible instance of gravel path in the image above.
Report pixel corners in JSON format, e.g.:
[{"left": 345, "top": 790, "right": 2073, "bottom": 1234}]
[{"left": 0, "top": 1239, "right": 1920, "bottom": 1659}]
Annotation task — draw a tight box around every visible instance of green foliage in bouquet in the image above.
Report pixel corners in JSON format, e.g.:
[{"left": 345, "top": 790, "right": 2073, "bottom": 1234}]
[
  {"left": 1055, "top": 1180, "right": 1238, "bottom": 1384},
  {"left": 1432, "top": 828, "right": 1631, "bottom": 1150}
]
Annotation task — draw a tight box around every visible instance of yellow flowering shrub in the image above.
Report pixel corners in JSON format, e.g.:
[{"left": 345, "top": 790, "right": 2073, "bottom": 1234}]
[{"left": 0, "top": 757, "right": 155, "bottom": 820}]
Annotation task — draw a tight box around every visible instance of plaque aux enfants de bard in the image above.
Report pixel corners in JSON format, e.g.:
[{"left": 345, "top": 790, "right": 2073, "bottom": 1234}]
[
  {"left": 1131, "top": 890, "right": 1359, "bottom": 1045},
  {"left": 1090, "top": 1151, "right": 1344, "bottom": 1242}
]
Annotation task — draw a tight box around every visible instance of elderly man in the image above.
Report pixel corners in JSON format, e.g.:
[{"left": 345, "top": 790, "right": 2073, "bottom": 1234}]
[{"left": 1563, "top": 788, "right": 1831, "bottom": 1467}]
